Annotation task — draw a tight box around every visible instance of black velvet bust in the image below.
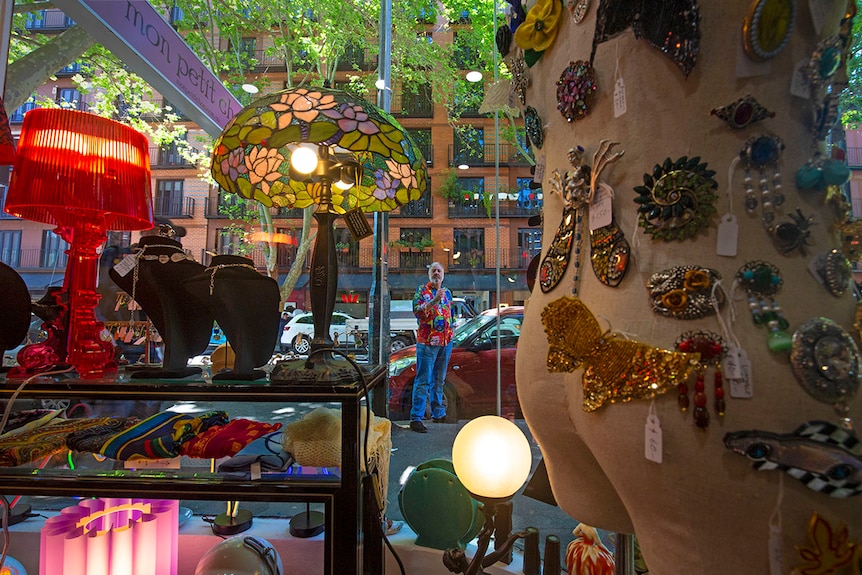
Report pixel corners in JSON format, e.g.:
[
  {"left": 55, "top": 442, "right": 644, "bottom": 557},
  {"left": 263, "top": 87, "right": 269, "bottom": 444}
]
[
  {"left": 108, "top": 236, "right": 213, "bottom": 379},
  {"left": 182, "top": 255, "right": 280, "bottom": 380},
  {"left": 0, "top": 263, "right": 32, "bottom": 372}
]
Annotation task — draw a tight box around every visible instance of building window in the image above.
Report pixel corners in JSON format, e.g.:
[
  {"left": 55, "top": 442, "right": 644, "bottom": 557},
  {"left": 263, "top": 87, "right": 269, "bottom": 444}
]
[
  {"left": 516, "top": 177, "right": 543, "bottom": 210},
  {"left": 453, "top": 128, "right": 485, "bottom": 166},
  {"left": 154, "top": 180, "right": 185, "bottom": 217},
  {"left": 406, "top": 129, "right": 432, "bottom": 165},
  {"left": 518, "top": 228, "right": 542, "bottom": 268},
  {"left": 107, "top": 231, "right": 132, "bottom": 249},
  {"left": 275, "top": 227, "right": 298, "bottom": 267},
  {"left": 456, "top": 177, "right": 484, "bottom": 203},
  {"left": 57, "top": 88, "right": 83, "bottom": 110},
  {"left": 0, "top": 230, "right": 21, "bottom": 267},
  {"left": 40, "top": 229, "right": 68, "bottom": 269},
  {"left": 157, "top": 139, "right": 186, "bottom": 167},
  {"left": 453, "top": 228, "right": 484, "bottom": 269},
  {"left": 398, "top": 228, "right": 432, "bottom": 248},
  {"left": 9, "top": 98, "right": 37, "bottom": 123},
  {"left": 216, "top": 228, "right": 245, "bottom": 255},
  {"left": 400, "top": 83, "right": 433, "bottom": 117}
]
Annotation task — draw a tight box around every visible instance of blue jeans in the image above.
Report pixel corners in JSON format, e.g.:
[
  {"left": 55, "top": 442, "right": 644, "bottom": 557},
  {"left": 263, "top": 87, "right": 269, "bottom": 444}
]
[{"left": 411, "top": 343, "right": 453, "bottom": 421}]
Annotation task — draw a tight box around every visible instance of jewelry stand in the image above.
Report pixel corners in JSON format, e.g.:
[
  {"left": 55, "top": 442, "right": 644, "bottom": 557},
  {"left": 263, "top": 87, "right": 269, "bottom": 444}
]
[
  {"left": 289, "top": 502, "right": 325, "bottom": 538},
  {"left": 182, "top": 255, "right": 280, "bottom": 380},
  {"left": 108, "top": 236, "right": 212, "bottom": 379}
]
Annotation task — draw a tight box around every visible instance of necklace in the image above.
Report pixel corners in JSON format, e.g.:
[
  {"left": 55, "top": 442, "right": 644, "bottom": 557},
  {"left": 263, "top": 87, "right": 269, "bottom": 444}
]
[
  {"left": 129, "top": 243, "right": 191, "bottom": 321},
  {"left": 204, "top": 263, "right": 258, "bottom": 295}
]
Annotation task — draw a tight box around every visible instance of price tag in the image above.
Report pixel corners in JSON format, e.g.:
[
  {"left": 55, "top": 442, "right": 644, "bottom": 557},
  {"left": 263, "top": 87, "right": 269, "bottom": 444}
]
[
  {"left": 124, "top": 457, "right": 181, "bottom": 470},
  {"left": 533, "top": 160, "right": 545, "bottom": 187},
  {"left": 113, "top": 254, "right": 137, "bottom": 277},
  {"left": 250, "top": 462, "right": 262, "bottom": 481},
  {"left": 644, "top": 402, "right": 663, "bottom": 464},
  {"left": 716, "top": 214, "right": 738, "bottom": 257},
  {"left": 613, "top": 77, "right": 627, "bottom": 118},
  {"left": 588, "top": 183, "right": 613, "bottom": 231},
  {"left": 807, "top": 252, "right": 827, "bottom": 285},
  {"left": 768, "top": 519, "right": 784, "bottom": 575},
  {"left": 725, "top": 346, "right": 754, "bottom": 398}
]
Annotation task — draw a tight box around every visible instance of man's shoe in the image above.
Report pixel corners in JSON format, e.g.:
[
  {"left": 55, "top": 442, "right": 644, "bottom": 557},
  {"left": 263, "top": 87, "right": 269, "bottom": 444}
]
[
  {"left": 432, "top": 417, "right": 447, "bottom": 423},
  {"left": 409, "top": 421, "right": 428, "bottom": 433}
]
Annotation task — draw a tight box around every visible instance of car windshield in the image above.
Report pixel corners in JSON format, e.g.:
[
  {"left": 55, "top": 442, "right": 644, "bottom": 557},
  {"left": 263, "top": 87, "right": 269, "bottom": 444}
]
[{"left": 451, "top": 313, "right": 499, "bottom": 347}]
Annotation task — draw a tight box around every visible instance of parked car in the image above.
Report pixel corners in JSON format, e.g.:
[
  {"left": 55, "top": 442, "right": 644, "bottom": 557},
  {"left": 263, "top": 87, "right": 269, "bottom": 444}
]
[
  {"left": 281, "top": 312, "right": 358, "bottom": 355},
  {"left": 387, "top": 306, "right": 524, "bottom": 422}
]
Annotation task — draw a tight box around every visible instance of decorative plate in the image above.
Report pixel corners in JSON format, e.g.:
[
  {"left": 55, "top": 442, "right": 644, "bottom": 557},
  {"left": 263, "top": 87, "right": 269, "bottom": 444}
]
[{"left": 742, "top": 0, "right": 796, "bottom": 62}]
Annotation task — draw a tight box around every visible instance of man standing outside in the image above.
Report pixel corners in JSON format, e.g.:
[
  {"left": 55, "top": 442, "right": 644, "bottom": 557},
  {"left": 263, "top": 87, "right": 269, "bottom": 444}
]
[{"left": 410, "top": 262, "right": 454, "bottom": 433}]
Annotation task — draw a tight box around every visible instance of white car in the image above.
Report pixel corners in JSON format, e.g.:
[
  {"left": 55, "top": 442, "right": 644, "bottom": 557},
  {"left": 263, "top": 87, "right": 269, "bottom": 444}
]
[{"left": 281, "top": 312, "right": 357, "bottom": 354}]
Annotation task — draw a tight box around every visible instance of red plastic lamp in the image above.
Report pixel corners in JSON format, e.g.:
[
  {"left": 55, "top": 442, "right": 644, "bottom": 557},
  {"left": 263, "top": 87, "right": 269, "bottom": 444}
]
[{"left": 5, "top": 108, "right": 153, "bottom": 378}]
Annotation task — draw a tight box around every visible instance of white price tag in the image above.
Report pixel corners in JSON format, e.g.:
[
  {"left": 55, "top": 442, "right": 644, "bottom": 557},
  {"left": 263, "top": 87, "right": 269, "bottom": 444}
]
[
  {"left": 124, "top": 457, "right": 181, "bottom": 469},
  {"left": 613, "top": 77, "right": 627, "bottom": 118},
  {"left": 807, "top": 252, "right": 827, "bottom": 285},
  {"left": 588, "top": 183, "right": 613, "bottom": 231},
  {"left": 768, "top": 520, "right": 784, "bottom": 575},
  {"left": 726, "top": 346, "right": 754, "bottom": 398},
  {"left": 644, "top": 402, "right": 663, "bottom": 464},
  {"left": 113, "top": 254, "right": 137, "bottom": 278},
  {"left": 716, "top": 214, "right": 739, "bottom": 257},
  {"left": 533, "top": 160, "right": 545, "bottom": 187},
  {"left": 250, "top": 462, "right": 262, "bottom": 481}
]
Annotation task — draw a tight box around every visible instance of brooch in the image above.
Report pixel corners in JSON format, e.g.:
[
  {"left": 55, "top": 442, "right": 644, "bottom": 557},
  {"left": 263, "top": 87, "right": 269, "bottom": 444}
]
[
  {"left": 742, "top": 0, "right": 796, "bottom": 62},
  {"left": 676, "top": 331, "right": 727, "bottom": 429},
  {"left": 647, "top": 265, "right": 723, "bottom": 320},
  {"left": 790, "top": 317, "right": 860, "bottom": 408},
  {"left": 505, "top": 52, "right": 530, "bottom": 105},
  {"left": 524, "top": 106, "right": 544, "bottom": 149},
  {"left": 739, "top": 134, "right": 785, "bottom": 226},
  {"left": 736, "top": 260, "right": 791, "bottom": 352},
  {"left": 724, "top": 420, "right": 862, "bottom": 498},
  {"left": 556, "top": 61, "right": 598, "bottom": 123},
  {"left": 542, "top": 297, "right": 699, "bottom": 411},
  {"left": 710, "top": 94, "right": 774, "bottom": 130},
  {"left": 770, "top": 207, "right": 814, "bottom": 256},
  {"left": 633, "top": 156, "right": 718, "bottom": 241}
]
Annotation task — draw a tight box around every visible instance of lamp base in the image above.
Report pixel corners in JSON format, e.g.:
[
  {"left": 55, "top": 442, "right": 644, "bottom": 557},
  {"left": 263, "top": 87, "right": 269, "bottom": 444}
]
[
  {"left": 269, "top": 350, "right": 371, "bottom": 384},
  {"left": 289, "top": 510, "right": 325, "bottom": 538},
  {"left": 211, "top": 509, "right": 253, "bottom": 536}
]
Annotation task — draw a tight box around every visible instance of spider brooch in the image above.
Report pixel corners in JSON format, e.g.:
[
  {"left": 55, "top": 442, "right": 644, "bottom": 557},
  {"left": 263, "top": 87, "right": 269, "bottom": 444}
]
[{"left": 770, "top": 208, "right": 814, "bottom": 256}]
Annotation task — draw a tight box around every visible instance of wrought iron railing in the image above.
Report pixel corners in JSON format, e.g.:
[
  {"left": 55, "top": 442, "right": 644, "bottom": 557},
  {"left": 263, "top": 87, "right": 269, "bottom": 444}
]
[{"left": 153, "top": 197, "right": 195, "bottom": 218}]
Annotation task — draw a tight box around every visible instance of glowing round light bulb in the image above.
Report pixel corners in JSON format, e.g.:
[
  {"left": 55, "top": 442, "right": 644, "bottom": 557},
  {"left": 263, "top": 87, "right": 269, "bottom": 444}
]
[
  {"left": 291, "top": 146, "right": 319, "bottom": 175},
  {"left": 451, "top": 416, "right": 531, "bottom": 499}
]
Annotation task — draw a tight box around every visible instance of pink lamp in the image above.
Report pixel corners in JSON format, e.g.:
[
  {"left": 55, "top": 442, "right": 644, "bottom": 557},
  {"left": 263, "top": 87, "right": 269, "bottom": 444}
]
[{"left": 5, "top": 108, "right": 153, "bottom": 379}]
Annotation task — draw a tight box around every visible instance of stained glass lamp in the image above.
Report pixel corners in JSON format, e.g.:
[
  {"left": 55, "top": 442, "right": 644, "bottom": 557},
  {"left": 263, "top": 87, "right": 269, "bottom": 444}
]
[
  {"left": 212, "top": 87, "right": 427, "bottom": 382},
  {"left": 5, "top": 108, "right": 153, "bottom": 379}
]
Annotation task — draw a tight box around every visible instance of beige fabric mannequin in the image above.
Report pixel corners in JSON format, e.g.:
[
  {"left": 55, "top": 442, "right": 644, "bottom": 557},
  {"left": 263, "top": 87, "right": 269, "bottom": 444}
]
[{"left": 515, "top": 1, "right": 861, "bottom": 574}]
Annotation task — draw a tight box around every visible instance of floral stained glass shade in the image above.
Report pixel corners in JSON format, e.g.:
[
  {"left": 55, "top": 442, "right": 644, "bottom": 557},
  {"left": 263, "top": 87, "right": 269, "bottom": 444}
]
[{"left": 212, "top": 87, "right": 428, "bottom": 213}]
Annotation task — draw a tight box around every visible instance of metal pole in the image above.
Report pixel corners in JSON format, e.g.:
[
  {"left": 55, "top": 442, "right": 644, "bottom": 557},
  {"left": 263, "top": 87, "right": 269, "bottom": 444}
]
[
  {"left": 369, "top": 0, "right": 392, "bottom": 415},
  {"left": 614, "top": 533, "right": 636, "bottom": 575},
  {"left": 493, "top": 0, "right": 502, "bottom": 417}
]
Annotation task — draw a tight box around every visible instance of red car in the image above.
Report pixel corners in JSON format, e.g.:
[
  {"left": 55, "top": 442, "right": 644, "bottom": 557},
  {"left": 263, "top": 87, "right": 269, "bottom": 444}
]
[{"left": 387, "top": 306, "right": 524, "bottom": 422}]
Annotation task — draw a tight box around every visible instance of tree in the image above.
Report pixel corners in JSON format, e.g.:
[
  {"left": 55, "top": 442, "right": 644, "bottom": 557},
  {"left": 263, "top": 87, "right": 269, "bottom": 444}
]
[{"left": 5, "top": 0, "right": 507, "bottom": 305}]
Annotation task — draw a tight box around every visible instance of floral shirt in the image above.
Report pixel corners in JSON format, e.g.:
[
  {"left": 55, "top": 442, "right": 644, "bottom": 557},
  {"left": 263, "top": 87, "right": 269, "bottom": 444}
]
[{"left": 413, "top": 282, "right": 454, "bottom": 346}]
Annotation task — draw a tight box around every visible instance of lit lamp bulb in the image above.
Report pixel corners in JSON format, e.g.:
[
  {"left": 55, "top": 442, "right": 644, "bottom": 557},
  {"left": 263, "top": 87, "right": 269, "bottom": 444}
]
[
  {"left": 290, "top": 146, "right": 319, "bottom": 175},
  {"left": 451, "top": 416, "right": 531, "bottom": 500}
]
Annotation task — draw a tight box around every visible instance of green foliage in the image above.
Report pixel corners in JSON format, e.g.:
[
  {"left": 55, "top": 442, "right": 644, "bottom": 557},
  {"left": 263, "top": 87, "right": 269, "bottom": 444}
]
[{"left": 437, "top": 168, "right": 462, "bottom": 201}]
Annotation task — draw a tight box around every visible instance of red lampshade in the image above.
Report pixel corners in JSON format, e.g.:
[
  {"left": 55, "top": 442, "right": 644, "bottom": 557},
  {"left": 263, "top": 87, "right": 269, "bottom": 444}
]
[{"left": 5, "top": 108, "right": 153, "bottom": 230}]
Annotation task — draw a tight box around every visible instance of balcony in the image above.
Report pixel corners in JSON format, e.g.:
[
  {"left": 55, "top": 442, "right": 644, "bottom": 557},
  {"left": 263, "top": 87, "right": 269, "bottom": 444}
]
[
  {"left": 153, "top": 197, "right": 195, "bottom": 218},
  {"left": 25, "top": 10, "right": 74, "bottom": 31},
  {"left": 392, "top": 194, "right": 433, "bottom": 218},
  {"left": 448, "top": 197, "right": 541, "bottom": 218},
  {"left": 449, "top": 143, "right": 533, "bottom": 167},
  {"left": 335, "top": 46, "right": 375, "bottom": 71},
  {"left": 449, "top": 248, "right": 534, "bottom": 271},
  {"left": 1, "top": 248, "right": 68, "bottom": 270},
  {"left": 204, "top": 197, "right": 262, "bottom": 219},
  {"left": 149, "top": 147, "right": 196, "bottom": 169},
  {"left": 393, "top": 92, "right": 434, "bottom": 118},
  {"left": 9, "top": 101, "right": 39, "bottom": 123}
]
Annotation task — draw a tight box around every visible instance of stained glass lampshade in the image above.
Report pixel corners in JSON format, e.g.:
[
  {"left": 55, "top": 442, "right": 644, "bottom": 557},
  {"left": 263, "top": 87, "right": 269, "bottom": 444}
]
[{"left": 211, "top": 87, "right": 427, "bottom": 381}]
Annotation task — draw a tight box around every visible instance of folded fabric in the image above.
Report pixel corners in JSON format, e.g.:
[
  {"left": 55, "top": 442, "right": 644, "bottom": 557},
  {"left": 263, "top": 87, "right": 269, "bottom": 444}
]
[
  {"left": 180, "top": 418, "right": 283, "bottom": 459},
  {"left": 217, "top": 432, "right": 294, "bottom": 474},
  {"left": 66, "top": 417, "right": 141, "bottom": 453},
  {"left": 100, "top": 410, "right": 228, "bottom": 461},
  {"left": 0, "top": 409, "right": 64, "bottom": 438},
  {"left": 0, "top": 417, "right": 114, "bottom": 467}
]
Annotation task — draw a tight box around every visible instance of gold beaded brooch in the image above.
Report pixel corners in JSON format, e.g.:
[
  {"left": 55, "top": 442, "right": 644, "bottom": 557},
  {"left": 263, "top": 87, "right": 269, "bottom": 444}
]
[{"left": 542, "top": 297, "right": 700, "bottom": 411}]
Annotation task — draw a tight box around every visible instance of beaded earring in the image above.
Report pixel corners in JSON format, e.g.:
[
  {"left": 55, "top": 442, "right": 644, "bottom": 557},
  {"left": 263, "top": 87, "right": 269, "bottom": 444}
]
[
  {"left": 735, "top": 261, "right": 792, "bottom": 352},
  {"left": 675, "top": 331, "right": 727, "bottom": 429},
  {"left": 739, "top": 135, "right": 785, "bottom": 227}
]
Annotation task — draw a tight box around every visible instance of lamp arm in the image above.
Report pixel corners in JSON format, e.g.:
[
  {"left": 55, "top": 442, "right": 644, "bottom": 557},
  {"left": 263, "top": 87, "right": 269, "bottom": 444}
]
[
  {"left": 480, "top": 530, "right": 529, "bottom": 569},
  {"left": 443, "top": 503, "right": 527, "bottom": 575}
]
